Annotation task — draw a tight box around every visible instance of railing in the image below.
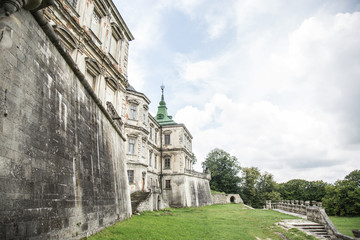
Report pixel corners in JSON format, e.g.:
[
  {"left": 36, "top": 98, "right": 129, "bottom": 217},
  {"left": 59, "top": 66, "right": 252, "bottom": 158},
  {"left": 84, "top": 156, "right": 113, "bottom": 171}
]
[{"left": 267, "top": 200, "right": 356, "bottom": 240}]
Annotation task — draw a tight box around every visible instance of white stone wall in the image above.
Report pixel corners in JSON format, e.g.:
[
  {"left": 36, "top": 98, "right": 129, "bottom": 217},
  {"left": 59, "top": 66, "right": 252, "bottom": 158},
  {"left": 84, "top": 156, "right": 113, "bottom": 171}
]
[{"left": 162, "top": 174, "right": 212, "bottom": 208}]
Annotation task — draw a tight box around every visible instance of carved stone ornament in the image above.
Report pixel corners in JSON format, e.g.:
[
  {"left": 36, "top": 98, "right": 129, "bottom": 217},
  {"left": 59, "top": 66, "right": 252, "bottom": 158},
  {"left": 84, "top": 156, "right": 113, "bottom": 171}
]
[{"left": 1, "top": 0, "right": 43, "bottom": 16}]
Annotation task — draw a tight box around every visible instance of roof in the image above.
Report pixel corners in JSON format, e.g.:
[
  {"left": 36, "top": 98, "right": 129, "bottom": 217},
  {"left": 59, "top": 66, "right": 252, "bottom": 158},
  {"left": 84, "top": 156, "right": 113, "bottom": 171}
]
[{"left": 155, "top": 85, "right": 176, "bottom": 126}]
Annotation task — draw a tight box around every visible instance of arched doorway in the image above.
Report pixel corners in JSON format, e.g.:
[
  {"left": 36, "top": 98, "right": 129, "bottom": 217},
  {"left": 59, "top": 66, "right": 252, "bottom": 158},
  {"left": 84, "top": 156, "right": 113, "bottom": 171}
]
[{"left": 230, "top": 196, "right": 235, "bottom": 203}]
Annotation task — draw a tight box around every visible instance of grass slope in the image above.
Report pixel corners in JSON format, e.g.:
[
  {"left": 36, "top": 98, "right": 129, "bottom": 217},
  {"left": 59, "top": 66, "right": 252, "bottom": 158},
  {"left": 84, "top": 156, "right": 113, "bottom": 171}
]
[
  {"left": 329, "top": 216, "right": 360, "bottom": 237},
  {"left": 89, "top": 204, "right": 317, "bottom": 240}
]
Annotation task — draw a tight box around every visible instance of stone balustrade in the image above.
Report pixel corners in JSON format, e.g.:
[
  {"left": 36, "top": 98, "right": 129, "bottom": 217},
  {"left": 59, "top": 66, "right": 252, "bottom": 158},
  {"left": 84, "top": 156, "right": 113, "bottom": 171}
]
[
  {"left": 268, "top": 200, "right": 323, "bottom": 216},
  {"left": 266, "top": 200, "right": 356, "bottom": 240}
]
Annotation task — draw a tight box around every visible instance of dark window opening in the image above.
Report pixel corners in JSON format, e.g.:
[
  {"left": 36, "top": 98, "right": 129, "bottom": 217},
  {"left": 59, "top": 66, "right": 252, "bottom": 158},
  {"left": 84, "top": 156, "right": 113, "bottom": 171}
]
[
  {"left": 164, "top": 158, "right": 170, "bottom": 169},
  {"left": 165, "top": 180, "right": 171, "bottom": 189},
  {"left": 127, "top": 170, "right": 134, "bottom": 184}
]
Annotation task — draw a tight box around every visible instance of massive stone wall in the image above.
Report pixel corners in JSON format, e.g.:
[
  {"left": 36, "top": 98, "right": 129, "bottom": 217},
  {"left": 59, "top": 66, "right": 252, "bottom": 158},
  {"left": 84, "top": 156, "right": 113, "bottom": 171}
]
[
  {"left": 162, "top": 174, "right": 212, "bottom": 208},
  {"left": 0, "top": 9, "right": 131, "bottom": 239}
]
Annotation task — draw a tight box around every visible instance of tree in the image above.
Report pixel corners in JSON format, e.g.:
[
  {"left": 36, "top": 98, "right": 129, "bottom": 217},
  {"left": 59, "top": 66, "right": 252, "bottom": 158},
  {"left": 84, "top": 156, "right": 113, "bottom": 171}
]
[
  {"left": 278, "top": 179, "right": 328, "bottom": 202},
  {"left": 191, "top": 153, "right": 197, "bottom": 165},
  {"left": 257, "top": 172, "right": 281, "bottom": 207},
  {"left": 240, "top": 167, "right": 261, "bottom": 206},
  {"left": 241, "top": 168, "right": 281, "bottom": 208},
  {"left": 278, "top": 179, "right": 308, "bottom": 200},
  {"left": 202, "top": 148, "right": 241, "bottom": 194},
  {"left": 323, "top": 169, "right": 360, "bottom": 216}
]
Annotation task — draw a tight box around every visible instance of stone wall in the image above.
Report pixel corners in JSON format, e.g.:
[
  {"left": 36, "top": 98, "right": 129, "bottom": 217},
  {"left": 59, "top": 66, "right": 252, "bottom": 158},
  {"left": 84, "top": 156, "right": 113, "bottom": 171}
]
[
  {"left": 0, "top": 9, "right": 131, "bottom": 239},
  {"left": 212, "top": 193, "right": 243, "bottom": 204},
  {"left": 162, "top": 174, "right": 212, "bottom": 208}
]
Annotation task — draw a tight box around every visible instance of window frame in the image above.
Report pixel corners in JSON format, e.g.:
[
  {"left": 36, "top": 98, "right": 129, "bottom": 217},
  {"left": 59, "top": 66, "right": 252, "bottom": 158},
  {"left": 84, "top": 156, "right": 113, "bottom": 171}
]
[
  {"left": 164, "top": 134, "right": 170, "bottom": 145},
  {"left": 165, "top": 180, "right": 171, "bottom": 189},
  {"left": 149, "top": 151, "right": 152, "bottom": 166},
  {"left": 164, "top": 157, "right": 171, "bottom": 169},
  {"left": 129, "top": 105, "right": 137, "bottom": 120},
  {"left": 128, "top": 137, "right": 135, "bottom": 154},
  {"left": 127, "top": 170, "right": 134, "bottom": 184}
]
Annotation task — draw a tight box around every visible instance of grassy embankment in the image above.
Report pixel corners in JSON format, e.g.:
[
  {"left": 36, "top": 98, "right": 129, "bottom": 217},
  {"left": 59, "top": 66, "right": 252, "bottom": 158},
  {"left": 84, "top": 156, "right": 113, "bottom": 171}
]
[
  {"left": 88, "top": 204, "right": 318, "bottom": 240},
  {"left": 329, "top": 216, "right": 360, "bottom": 237}
]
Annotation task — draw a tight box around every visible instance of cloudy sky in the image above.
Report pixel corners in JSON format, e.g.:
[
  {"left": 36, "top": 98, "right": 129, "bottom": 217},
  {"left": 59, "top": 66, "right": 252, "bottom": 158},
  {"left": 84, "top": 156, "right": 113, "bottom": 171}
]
[{"left": 115, "top": 0, "right": 360, "bottom": 183}]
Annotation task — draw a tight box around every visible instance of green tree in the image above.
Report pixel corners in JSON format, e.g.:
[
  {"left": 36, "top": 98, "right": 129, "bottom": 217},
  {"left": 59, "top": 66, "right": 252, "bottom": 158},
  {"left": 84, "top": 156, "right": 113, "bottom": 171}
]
[
  {"left": 241, "top": 169, "right": 281, "bottom": 208},
  {"left": 257, "top": 172, "right": 281, "bottom": 207},
  {"left": 191, "top": 153, "right": 197, "bottom": 165},
  {"left": 240, "top": 167, "right": 261, "bottom": 207},
  {"left": 323, "top": 170, "right": 360, "bottom": 216},
  {"left": 304, "top": 180, "right": 328, "bottom": 201},
  {"left": 278, "top": 179, "right": 328, "bottom": 202},
  {"left": 202, "top": 148, "right": 241, "bottom": 194},
  {"left": 278, "top": 179, "right": 308, "bottom": 200}
]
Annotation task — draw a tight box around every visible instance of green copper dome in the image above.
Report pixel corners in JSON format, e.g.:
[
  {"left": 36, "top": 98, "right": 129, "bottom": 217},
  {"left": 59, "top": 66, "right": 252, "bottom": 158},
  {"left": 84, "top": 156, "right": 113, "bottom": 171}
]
[{"left": 155, "top": 85, "right": 176, "bottom": 125}]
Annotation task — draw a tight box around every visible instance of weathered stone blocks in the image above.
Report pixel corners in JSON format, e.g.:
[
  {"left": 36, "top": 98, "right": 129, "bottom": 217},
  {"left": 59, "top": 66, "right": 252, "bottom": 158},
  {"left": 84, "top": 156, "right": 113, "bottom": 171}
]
[{"left": 0, "top": 9, "right": 131, "bottom": 239}]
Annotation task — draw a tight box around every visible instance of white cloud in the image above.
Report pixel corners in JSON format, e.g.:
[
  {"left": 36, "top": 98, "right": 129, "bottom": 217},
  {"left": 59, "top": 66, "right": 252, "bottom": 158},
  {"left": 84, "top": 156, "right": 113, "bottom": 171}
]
[
  {"left": 174, "top": 11, "right": 360, "bottom": 183},
  {"left": 116, "top": 0, "right": 360, "bottom": 183}
]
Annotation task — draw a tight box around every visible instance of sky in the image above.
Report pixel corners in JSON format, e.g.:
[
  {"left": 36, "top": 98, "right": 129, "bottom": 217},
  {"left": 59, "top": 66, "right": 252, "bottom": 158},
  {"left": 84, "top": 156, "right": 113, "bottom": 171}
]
[{"left": 114, "top": 0, "right": 360, "bottom": 183}]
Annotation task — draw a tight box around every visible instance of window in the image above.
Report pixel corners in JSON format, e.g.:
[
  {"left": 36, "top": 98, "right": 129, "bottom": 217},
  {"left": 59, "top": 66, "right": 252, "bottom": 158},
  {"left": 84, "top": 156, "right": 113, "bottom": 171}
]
[
  {"left": 91, "top": 10, "right": 101, "bottom": 37},
  {"left": 150, "top": 128, "right": 153, "bottom": 140},
  {"left": 164, "top": 157, "right": 170, "bottom": 169},
  {"left": 143, "top": 112, "right": 146, "bottom": 124},
  {"left": 149, "top": 151, "right": 152, "bottom": 166},
  {"left": 165, "top": 180, "right": 171, "bottom": 189},
  {"left": 109, "top": 23, "right": 123, "bottom": 63},
  {"left": 127, "top": 170, "right": 134, "bottom": 183},
  {"left": 142, "top": 142, "right": 145, "bottom": 157},
  {"left": 109, "top": 35, "right": 118, "bottom": 59},
  {"left": 154, "top": 155, "right": 157, "bottom": 169},
  {"left": 85, "top": 58, "right": 101, "bottom": 92},
  {"left": 165, "top": 134, "right": 170, "bottom": 145},
  {"left": 155, "top": 131, "right": 157, "bottom": 143},
  {"left": 129, "top": 105, "right": 137, "bottom": 120},
  {"left": 85, "top": 71, "right": 97, "bottom": 90},
  {"left": 128, "top": 138, "right": 135, "bottom": 154}
]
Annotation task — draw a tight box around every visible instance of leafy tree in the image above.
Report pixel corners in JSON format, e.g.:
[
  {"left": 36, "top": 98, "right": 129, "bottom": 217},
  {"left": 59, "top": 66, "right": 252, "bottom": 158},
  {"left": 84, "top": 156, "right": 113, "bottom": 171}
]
[
  {"left": 202, "top": 148, "right": 241, "bottom": 194},
  {"left": 257, "top": 172, "right": 281, "bottom": 206},
  {"left": 240, "top": 167, "right": 261, "bottom": 206},
  {"left": 323, "top": 170, "right": 360, "bottom": 216},
  {"left": 278, "top": 179, "right": 308, "bottom": 200},
  {"left": 191, "top": 153, "right": 197, "bottom": 165},
  {"left": 304, "top": 180, "right": 328, "bottom": 201},
  {"left": 241, "top": 168, "right": 281, "bottom": 208},
  {"left": 278, "top": 179, "right": 328, "bottom": 202}
]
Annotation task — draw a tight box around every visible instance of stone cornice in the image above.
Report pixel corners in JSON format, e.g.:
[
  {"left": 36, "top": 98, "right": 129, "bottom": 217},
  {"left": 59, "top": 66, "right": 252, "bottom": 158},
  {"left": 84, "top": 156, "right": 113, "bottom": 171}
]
[
  {"left": 124, "top": 123, "right": 149, "bottom": 135},
  {"left": 162, "top": 147, "right": 193, "bottom": 158}
]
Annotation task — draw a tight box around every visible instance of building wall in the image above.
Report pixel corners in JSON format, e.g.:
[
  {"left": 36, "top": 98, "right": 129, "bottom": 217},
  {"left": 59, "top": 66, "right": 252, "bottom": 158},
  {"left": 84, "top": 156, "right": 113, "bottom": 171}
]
[
  {"left": 162, "top": 174, "right": 212, "bottom": 208},
  {"left": 0, "top": 9, "right": 131, "bottom": 239}
]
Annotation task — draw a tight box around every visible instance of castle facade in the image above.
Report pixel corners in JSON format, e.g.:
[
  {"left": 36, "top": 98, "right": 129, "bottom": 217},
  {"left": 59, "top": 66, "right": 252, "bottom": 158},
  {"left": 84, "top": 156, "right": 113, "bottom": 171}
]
[{"left": 0, "top": 0, "right": 211, "bottom": 238}]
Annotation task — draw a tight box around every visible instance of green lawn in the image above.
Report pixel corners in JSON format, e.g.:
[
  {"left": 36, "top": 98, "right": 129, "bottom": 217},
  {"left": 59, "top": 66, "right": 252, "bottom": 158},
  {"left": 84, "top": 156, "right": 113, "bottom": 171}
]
[
  {"left": 88, "top": 204, "right": 317, "bottom": 240},
  {"left": 329, "top": 216, "right": 360, "bottom": 237}
]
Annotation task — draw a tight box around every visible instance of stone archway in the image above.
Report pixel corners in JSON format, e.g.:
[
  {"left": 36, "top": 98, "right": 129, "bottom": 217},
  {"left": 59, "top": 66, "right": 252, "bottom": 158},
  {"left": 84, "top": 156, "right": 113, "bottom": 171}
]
[{"left": 230, "top": 196, "right": 235, "bottom": 203}]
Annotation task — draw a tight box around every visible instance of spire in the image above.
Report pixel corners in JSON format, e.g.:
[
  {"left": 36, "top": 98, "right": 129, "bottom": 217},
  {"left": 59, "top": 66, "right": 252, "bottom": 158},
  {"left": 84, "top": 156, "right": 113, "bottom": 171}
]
[
  {"left": 155, "top": 85, "right": 176, "bottom": 125},
  {"left": 159, "top": 84, "right": 166, "bottom": 106}
]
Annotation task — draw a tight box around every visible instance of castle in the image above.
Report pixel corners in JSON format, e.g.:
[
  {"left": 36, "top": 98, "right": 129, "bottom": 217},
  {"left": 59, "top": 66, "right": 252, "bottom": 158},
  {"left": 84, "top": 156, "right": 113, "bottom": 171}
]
[{"left": 0, "top": 0, "right": 212, "bottom": 238}]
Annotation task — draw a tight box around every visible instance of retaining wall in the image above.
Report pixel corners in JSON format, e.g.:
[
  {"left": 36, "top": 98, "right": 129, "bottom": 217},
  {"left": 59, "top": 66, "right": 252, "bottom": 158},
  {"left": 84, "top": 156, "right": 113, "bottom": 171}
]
[{"left": 0, "top": 9, "right": 131, "bottom": 239}]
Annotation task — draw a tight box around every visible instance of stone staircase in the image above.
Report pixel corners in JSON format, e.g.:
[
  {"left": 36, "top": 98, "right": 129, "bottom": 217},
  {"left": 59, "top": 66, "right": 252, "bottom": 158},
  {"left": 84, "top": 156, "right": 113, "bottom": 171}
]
[
  {"left": 131, "top": 191, "right": 150, "bottom": 214},
  {"left": 292, "top": 222, "right": 331, "bottom": 239}
]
